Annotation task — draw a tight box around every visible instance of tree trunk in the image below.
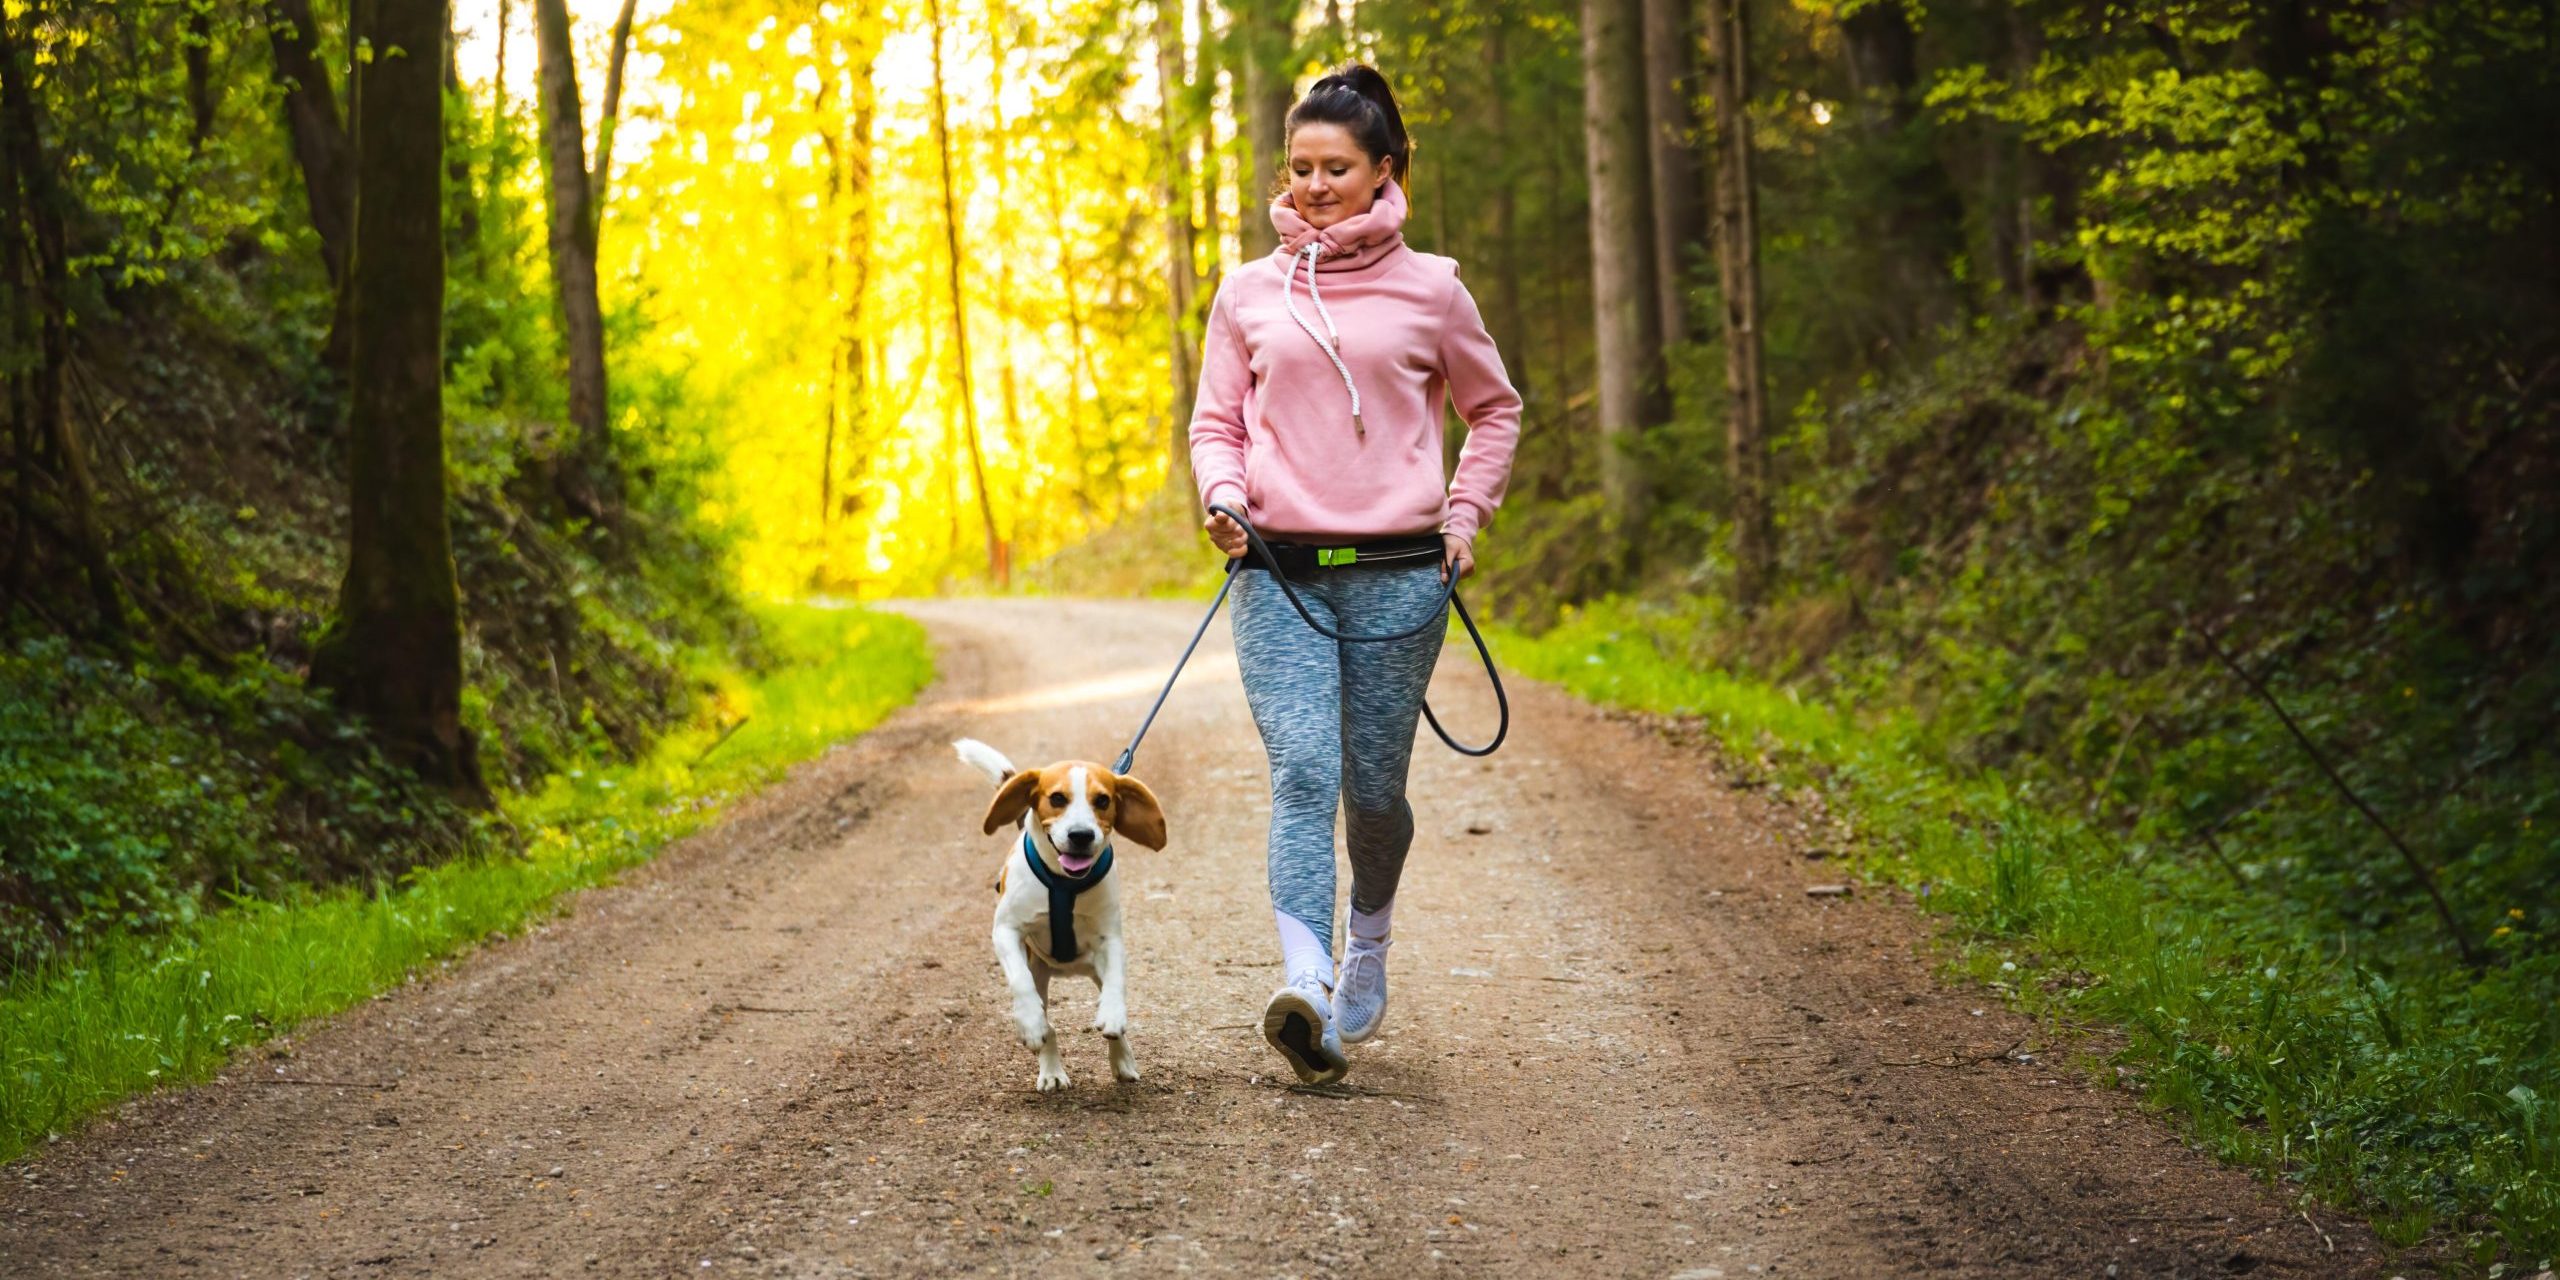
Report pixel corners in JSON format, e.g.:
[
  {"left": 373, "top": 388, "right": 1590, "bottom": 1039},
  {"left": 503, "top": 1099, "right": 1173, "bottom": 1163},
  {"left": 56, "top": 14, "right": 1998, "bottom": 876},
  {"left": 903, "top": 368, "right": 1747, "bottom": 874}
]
[
  {"left": 590, "top": 0, "right": 641, "bottom": 214},
  {"left": 1582, "top": 0, "right": 1666, "bottom": 542},
  {"left": 818, "top": 23, "right": 879, "bottom": 589},
  {"left": 1152, "top": 0, "right": 1200, "bottom": 493},
  {"left": 532, "top": 0, "right": 618, "bottom": 527},
  {"left": 1236, "top": 0, "right": 1292, "bottom": 260},
  {"left": 184, "top": 2, "right": 216, "bottom": 149},
  {"left": 0, "top": 2, "right": 120, "bottom": 634},
  {"left": 926, "top": 0, "right": 1005, "bottom": 584},
  {"left": 312, "top": 0, "right": 485, "bottom": 802},
  {"left": 988, "top": 0, "right": 1030, "bottom": 526},
  {"left": 1706, "top": 0, "right": 1773, "bottom": 605},
  {"left": 264, "top": 0, "right": 354, "bottom": 292},
  {"left": 1485, "top": 16, "right": 1529, "bottom": 410},
  {"left": 1192, "top": 0, "right": 1222, "bottom": 300},
  {"left": 1045, "top": 158, "right": 1105, "bottom": 519},
  {"left": 443, "top": 10, "right": 480, "bottom": 255},
  {"left": 1839, "top": 0, "right": 1962, "bottom": 342},
  {"left": 1641, "top": 0, "right": 1707, "bottom": 345}
]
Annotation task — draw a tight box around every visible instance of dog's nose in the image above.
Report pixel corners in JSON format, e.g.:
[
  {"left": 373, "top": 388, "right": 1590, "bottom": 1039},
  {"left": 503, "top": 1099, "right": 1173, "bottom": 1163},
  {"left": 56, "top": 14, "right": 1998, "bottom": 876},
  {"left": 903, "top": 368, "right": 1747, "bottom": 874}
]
[{"left": 1065, "top": 828, "right": 1097, "bottom": 850}]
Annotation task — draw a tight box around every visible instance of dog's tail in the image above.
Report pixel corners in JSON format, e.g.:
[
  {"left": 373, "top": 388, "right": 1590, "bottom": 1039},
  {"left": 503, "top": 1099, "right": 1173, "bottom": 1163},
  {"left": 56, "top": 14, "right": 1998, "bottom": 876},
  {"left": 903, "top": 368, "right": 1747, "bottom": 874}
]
[{"left": 952, "top": 737, "right": 1017, "bottom": 787}]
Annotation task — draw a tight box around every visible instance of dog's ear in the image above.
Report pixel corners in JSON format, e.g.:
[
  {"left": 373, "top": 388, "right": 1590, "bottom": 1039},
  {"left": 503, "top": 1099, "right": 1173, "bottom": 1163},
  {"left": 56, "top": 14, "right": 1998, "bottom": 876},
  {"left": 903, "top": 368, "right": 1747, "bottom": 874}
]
[
  {"left": 983, "top": 769, "right": 1041, "bottom": 836},
  {"left": 1111, "top": 774, "right": 1167, "bottom": 850}
]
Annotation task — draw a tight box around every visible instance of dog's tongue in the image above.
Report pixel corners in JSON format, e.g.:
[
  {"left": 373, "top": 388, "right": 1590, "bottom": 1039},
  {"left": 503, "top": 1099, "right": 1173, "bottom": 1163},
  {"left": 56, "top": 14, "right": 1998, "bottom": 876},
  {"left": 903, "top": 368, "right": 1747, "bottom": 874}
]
[{"left": 1060, "top": 849, "right": 1096, "bottom": 875}]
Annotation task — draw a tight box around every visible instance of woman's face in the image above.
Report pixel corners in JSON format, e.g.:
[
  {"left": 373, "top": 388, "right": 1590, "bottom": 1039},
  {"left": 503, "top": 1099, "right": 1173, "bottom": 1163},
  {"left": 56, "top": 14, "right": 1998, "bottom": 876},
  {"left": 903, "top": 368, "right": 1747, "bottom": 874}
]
[{"left": 1287, "top": 122, "right": 1390, "bottom": 231}]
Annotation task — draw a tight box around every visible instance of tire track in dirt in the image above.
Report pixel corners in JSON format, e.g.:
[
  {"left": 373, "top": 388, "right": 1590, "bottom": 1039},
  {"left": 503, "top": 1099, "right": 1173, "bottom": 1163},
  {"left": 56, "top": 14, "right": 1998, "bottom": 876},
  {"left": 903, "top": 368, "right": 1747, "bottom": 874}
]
[{"left": 1, "top": 598, "right": 2391, "bottom": 1276}]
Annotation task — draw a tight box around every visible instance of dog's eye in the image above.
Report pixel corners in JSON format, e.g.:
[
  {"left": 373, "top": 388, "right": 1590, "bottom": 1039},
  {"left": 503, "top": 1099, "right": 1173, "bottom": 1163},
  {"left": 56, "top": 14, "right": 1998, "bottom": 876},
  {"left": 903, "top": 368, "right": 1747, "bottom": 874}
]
[
  {"left": 1045, "top": 791, "right": 1068, "bottom": 809},
  {"left": 1092, "top": 794, "right": 1112, "bottom": 810}
]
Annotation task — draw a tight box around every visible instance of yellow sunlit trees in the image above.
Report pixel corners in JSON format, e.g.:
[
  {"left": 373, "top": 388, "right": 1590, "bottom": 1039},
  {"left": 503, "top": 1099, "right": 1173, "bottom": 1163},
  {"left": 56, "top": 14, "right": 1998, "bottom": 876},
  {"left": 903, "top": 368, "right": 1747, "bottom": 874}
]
[{"left": 604, "top": 0, "right": 1191, "bottom": 596}]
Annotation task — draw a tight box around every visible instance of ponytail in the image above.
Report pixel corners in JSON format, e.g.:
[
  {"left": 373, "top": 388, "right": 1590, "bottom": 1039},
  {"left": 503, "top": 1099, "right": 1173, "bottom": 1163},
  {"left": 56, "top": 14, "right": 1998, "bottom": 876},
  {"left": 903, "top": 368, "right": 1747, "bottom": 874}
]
[{"left": 1287, "top": 63, "right": 1412, "bottom": 185}]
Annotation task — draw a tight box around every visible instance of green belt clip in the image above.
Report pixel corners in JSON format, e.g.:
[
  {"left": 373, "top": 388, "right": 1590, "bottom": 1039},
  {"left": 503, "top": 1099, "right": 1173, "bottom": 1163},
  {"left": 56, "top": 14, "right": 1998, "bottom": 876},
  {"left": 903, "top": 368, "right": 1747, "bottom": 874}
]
[{"left": 1317, "top": 547, "right": 1359, "bottom": 567}]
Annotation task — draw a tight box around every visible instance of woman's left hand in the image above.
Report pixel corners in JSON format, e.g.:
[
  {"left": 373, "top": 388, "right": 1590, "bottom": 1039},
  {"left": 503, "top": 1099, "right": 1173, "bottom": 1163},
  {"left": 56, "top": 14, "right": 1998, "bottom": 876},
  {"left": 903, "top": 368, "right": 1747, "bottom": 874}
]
[{"left": 1441, "top": 534, "right": 1474, "bottom": 582}]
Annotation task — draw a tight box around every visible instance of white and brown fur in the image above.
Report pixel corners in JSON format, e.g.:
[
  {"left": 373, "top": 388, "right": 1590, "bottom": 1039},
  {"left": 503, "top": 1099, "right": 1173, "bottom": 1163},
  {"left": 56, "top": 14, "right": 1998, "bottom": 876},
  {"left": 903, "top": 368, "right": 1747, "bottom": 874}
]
[{"left": 954, "top": 738, "right": 1167, "bottom": 1091}]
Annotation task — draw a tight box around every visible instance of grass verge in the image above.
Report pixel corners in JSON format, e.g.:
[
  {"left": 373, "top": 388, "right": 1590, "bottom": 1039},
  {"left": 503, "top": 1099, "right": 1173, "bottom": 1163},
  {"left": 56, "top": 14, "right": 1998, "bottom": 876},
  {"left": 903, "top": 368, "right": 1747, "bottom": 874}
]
[
  {"left": 1499, "top": 598, "right": 2557, "bottom": 1269},
  {"left": 0, "top": 603, "right": 932, "bottom": 1165}
]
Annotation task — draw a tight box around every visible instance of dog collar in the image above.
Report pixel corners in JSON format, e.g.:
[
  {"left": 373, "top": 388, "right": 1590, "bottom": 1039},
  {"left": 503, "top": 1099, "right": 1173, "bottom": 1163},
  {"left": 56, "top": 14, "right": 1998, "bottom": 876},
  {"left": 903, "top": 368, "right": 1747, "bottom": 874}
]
[{"left": 1020, "top": 831, "right": 1113, "bottom": 962}]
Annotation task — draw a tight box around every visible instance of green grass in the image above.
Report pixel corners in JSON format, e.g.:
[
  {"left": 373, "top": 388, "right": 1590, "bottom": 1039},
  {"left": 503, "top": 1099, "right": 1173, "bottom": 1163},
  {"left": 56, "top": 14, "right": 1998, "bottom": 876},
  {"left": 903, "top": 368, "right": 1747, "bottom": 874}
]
[
  {"left": 0, "top": 602, "right": 932, "bottom": 1165},
  {"left": 1499, "top": 598, "right": 2559, "bottom": 1269}
]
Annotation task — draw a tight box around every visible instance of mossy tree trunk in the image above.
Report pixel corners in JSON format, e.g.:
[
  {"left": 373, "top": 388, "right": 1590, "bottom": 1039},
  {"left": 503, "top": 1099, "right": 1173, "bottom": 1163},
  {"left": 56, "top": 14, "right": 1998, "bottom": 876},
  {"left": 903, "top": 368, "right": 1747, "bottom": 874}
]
[{"left": 313, "top": 0, "right": 486, "bottom": 804}]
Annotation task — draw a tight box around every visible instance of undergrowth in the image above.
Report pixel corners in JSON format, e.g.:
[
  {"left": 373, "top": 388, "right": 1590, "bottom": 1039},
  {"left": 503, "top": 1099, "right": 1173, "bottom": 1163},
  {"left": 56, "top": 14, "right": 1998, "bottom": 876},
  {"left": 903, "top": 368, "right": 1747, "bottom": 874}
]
[
  {"left": 0, "top": 603, "right": 931, "bottom": 1166},
  {"left": 1501, "top": 601, "right": 2558, "bottom": 1269}
]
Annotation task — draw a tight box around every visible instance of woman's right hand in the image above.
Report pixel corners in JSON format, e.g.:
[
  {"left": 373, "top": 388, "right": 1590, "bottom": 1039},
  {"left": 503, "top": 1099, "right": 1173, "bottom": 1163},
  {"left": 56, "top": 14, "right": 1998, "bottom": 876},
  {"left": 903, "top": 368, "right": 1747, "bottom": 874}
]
[{"left": 1203, "top": 510, "right": 1248, "bottom": 558}]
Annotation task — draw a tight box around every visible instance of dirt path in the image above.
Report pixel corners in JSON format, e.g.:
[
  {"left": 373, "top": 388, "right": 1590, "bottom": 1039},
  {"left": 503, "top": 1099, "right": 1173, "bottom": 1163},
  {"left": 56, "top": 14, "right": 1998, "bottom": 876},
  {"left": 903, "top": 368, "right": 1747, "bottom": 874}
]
[{"left": 3, "top": 599, "right": 2392, "bottom": 1277}]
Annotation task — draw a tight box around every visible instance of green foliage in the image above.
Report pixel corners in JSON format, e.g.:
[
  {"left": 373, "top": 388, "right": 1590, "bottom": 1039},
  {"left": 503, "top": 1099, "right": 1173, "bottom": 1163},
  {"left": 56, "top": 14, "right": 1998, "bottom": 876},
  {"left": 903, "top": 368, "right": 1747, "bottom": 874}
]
[
  {"left": 0, "top": 603, "right": 930, "bottom": 1166},
  {"left": 1503, "top": 601, "right": 2560, "bottom": 1262},
  {"left": 0, "top": 637, "right": 471, "bottom": 962}
]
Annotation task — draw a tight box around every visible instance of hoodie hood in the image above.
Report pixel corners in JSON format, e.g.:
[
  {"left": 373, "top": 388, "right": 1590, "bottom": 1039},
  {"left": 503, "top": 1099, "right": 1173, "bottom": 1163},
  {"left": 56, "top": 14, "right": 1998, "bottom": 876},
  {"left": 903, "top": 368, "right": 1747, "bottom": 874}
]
[{"left": 1270, "top": 179, "right": 1409, "bottom": 273}]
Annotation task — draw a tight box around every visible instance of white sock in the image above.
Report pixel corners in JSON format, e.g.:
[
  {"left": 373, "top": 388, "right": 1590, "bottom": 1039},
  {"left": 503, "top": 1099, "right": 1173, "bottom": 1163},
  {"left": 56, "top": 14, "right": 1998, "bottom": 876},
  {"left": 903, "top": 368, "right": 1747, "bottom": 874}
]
[
  {"left": 1274, "top": 910, "right": 1331, "bottom": 990},
  {"left": 1347, "top": 900, "right": 1393, "bottom": 948}
]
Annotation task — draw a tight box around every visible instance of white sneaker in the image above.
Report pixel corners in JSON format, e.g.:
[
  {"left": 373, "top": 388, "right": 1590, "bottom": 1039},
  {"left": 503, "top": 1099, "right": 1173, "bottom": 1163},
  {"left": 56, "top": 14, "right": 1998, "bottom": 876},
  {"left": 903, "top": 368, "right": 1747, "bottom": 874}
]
[
  {"left": 1261, "top": 972, "right": 1349, "bottom": 1085},
  {"left": 1335, "top": 937, "right": 1390, "bottom": 1044}
]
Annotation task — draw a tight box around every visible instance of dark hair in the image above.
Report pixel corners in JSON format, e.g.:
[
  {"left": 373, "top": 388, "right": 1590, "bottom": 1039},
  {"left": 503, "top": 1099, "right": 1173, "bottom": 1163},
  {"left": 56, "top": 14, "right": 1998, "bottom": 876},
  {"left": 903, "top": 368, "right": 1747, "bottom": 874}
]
[{"left": 1285, "top": 64, "right": 1411, "bottom": 185}]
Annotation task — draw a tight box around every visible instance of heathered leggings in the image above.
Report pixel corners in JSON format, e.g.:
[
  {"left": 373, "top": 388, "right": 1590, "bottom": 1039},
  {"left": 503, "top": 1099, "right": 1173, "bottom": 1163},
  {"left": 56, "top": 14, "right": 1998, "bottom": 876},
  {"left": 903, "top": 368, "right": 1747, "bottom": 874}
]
[{"left": 1231, "top": 561, "right": 1448, "bottom": 960}]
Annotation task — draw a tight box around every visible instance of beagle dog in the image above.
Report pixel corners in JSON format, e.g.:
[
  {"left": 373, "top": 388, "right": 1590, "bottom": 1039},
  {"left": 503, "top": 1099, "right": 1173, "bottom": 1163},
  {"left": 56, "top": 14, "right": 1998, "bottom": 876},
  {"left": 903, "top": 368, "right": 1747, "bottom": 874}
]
[{"left": 953, "top": 738, "right": 1167, "bottom": 1091}]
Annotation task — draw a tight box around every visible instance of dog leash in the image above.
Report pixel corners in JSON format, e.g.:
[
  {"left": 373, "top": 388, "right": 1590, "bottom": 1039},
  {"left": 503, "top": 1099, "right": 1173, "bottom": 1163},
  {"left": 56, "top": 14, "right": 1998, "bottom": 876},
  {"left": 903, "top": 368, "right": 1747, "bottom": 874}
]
[{"left": 1112, "top": 502, "right": 1509, "bottom": 776}]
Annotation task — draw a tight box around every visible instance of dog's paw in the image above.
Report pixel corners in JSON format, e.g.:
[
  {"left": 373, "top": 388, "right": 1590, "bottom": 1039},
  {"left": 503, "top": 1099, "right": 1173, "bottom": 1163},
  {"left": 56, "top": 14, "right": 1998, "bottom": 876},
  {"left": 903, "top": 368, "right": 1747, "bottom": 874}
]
[
  {"left": 1091, "top": 1010, "right": 1127, "bottom": 1040},
  {"left": 1108, "top": 1036, "right": 1140, "bottom": 1082},
  {"left": 1036, "top": 1063, "right": 1071, "bottom": 1092}
]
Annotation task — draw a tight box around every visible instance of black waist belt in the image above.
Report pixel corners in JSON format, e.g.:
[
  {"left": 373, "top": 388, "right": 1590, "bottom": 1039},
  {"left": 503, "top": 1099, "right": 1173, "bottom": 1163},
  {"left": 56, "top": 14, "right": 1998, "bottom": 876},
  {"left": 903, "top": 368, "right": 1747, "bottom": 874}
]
[{"left": 1235, "top": 533, "right": 1445, "bottom": 580}]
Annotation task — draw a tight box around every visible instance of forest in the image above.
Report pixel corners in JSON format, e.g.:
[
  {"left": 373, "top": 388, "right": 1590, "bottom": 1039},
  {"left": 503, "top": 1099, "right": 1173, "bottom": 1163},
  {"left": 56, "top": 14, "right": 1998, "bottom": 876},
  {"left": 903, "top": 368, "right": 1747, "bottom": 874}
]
[{"left": 0, "top": 0, "right": 2551, "bottom": 1266}]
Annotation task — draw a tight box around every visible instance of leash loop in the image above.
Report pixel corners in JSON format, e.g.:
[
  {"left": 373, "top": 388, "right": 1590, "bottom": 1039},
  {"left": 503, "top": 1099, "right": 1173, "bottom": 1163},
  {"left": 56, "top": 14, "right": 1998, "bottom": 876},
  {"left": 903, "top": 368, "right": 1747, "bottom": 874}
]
[{"left": 1114, "top": 504, "right": 1509, "bottom": 773}]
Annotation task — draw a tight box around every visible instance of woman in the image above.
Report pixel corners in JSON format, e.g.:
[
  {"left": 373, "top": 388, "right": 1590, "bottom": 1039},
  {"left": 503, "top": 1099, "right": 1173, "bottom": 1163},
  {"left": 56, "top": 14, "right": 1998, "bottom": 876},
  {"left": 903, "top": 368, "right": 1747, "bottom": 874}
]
[{"left": 1186, "top": 64, "right": 1523, "bottom": 1084}]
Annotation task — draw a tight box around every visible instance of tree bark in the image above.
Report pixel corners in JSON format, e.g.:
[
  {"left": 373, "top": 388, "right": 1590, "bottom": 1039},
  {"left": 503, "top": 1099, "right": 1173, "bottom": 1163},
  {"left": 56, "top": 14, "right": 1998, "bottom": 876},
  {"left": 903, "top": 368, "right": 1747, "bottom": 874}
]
[
  {"left": 988, "top": 0, "right": 1029, "bottom": 523},
  {"left": 312, "top": 0, "right": 485, "bottom": 801},
  {"left": 1192, "top": 0, "right": 1221, "bottom": 300},
  {"left": 532, "top": 0, "right": 618, "bottom": 526},
  {"left": 1235, "top": 0, "right": 1292, "bottom": 260},
  {"left": 1486, "top": 18, "right": 1526, "bottom": 393},
  {"left": 1582, "top": 0, "right": 1666, "bottom": 541},
  {"left": 443, "top": 9, "right": 480, "bottom": 255},
  {"left": 493, "top": 0, "right": 509, "bottom": 114},
  {"left": 1045, "top": 157, "right": 1105, "bottom": 519},
  {"left": 264, "top": 0, "right": 355, "bottom": 293},
  {"left": 1706, "top": 0, "right": 1773, "bottom": 605},
  {"left": 1152, "top": 0, "right": 1200, "bottom": 493},
  {"left": 925, "top": 0, "right": 1005, "bottom": 584},
  {"left": 1641, "top": 0, "right": 1708, "bottom": 345},
  {"left": 818, "top": 22, "right": 879, "bottom": 588},
  {"left": 0, "top": 2, "right": 120, "bottom": 634},
  {"left": 184, "top": 2, "right": 217, "bottom": 149},
  {"left": 590, "top": 0, "right": 641, "bottom": 214},
  {"left": 1839, "top": 0, "right": 1962, "bottom": 342}
]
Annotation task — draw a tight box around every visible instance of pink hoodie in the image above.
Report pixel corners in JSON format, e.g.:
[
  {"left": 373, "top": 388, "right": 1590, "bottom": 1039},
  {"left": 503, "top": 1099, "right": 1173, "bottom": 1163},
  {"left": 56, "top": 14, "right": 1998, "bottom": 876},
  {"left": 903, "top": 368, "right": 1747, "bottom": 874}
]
[{"left": 1187, "top": 180, "right": 1522, "bottom": 545}]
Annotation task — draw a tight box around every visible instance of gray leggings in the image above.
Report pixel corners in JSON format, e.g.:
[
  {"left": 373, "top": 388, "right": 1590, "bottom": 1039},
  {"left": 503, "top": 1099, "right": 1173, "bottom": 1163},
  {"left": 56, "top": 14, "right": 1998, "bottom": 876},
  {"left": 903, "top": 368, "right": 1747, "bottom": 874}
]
[{"left": 1231, "top": 562, "right": 1448, "bottom": 958}]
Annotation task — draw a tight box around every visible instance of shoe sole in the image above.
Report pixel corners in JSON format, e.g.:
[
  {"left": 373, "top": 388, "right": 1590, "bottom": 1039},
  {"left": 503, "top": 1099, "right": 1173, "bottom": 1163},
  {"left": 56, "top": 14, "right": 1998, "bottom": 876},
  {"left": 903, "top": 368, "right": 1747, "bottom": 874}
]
[{"left": 1262, "top": 988, "right": 1348, "bottom": 1085}]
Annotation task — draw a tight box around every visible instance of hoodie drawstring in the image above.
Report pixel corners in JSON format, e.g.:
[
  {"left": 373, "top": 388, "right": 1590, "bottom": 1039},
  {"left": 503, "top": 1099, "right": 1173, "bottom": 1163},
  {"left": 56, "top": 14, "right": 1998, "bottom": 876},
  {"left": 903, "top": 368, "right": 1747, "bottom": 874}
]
[{"left": 1282, "top": 242, "right": 1364, "bottom": 438}]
